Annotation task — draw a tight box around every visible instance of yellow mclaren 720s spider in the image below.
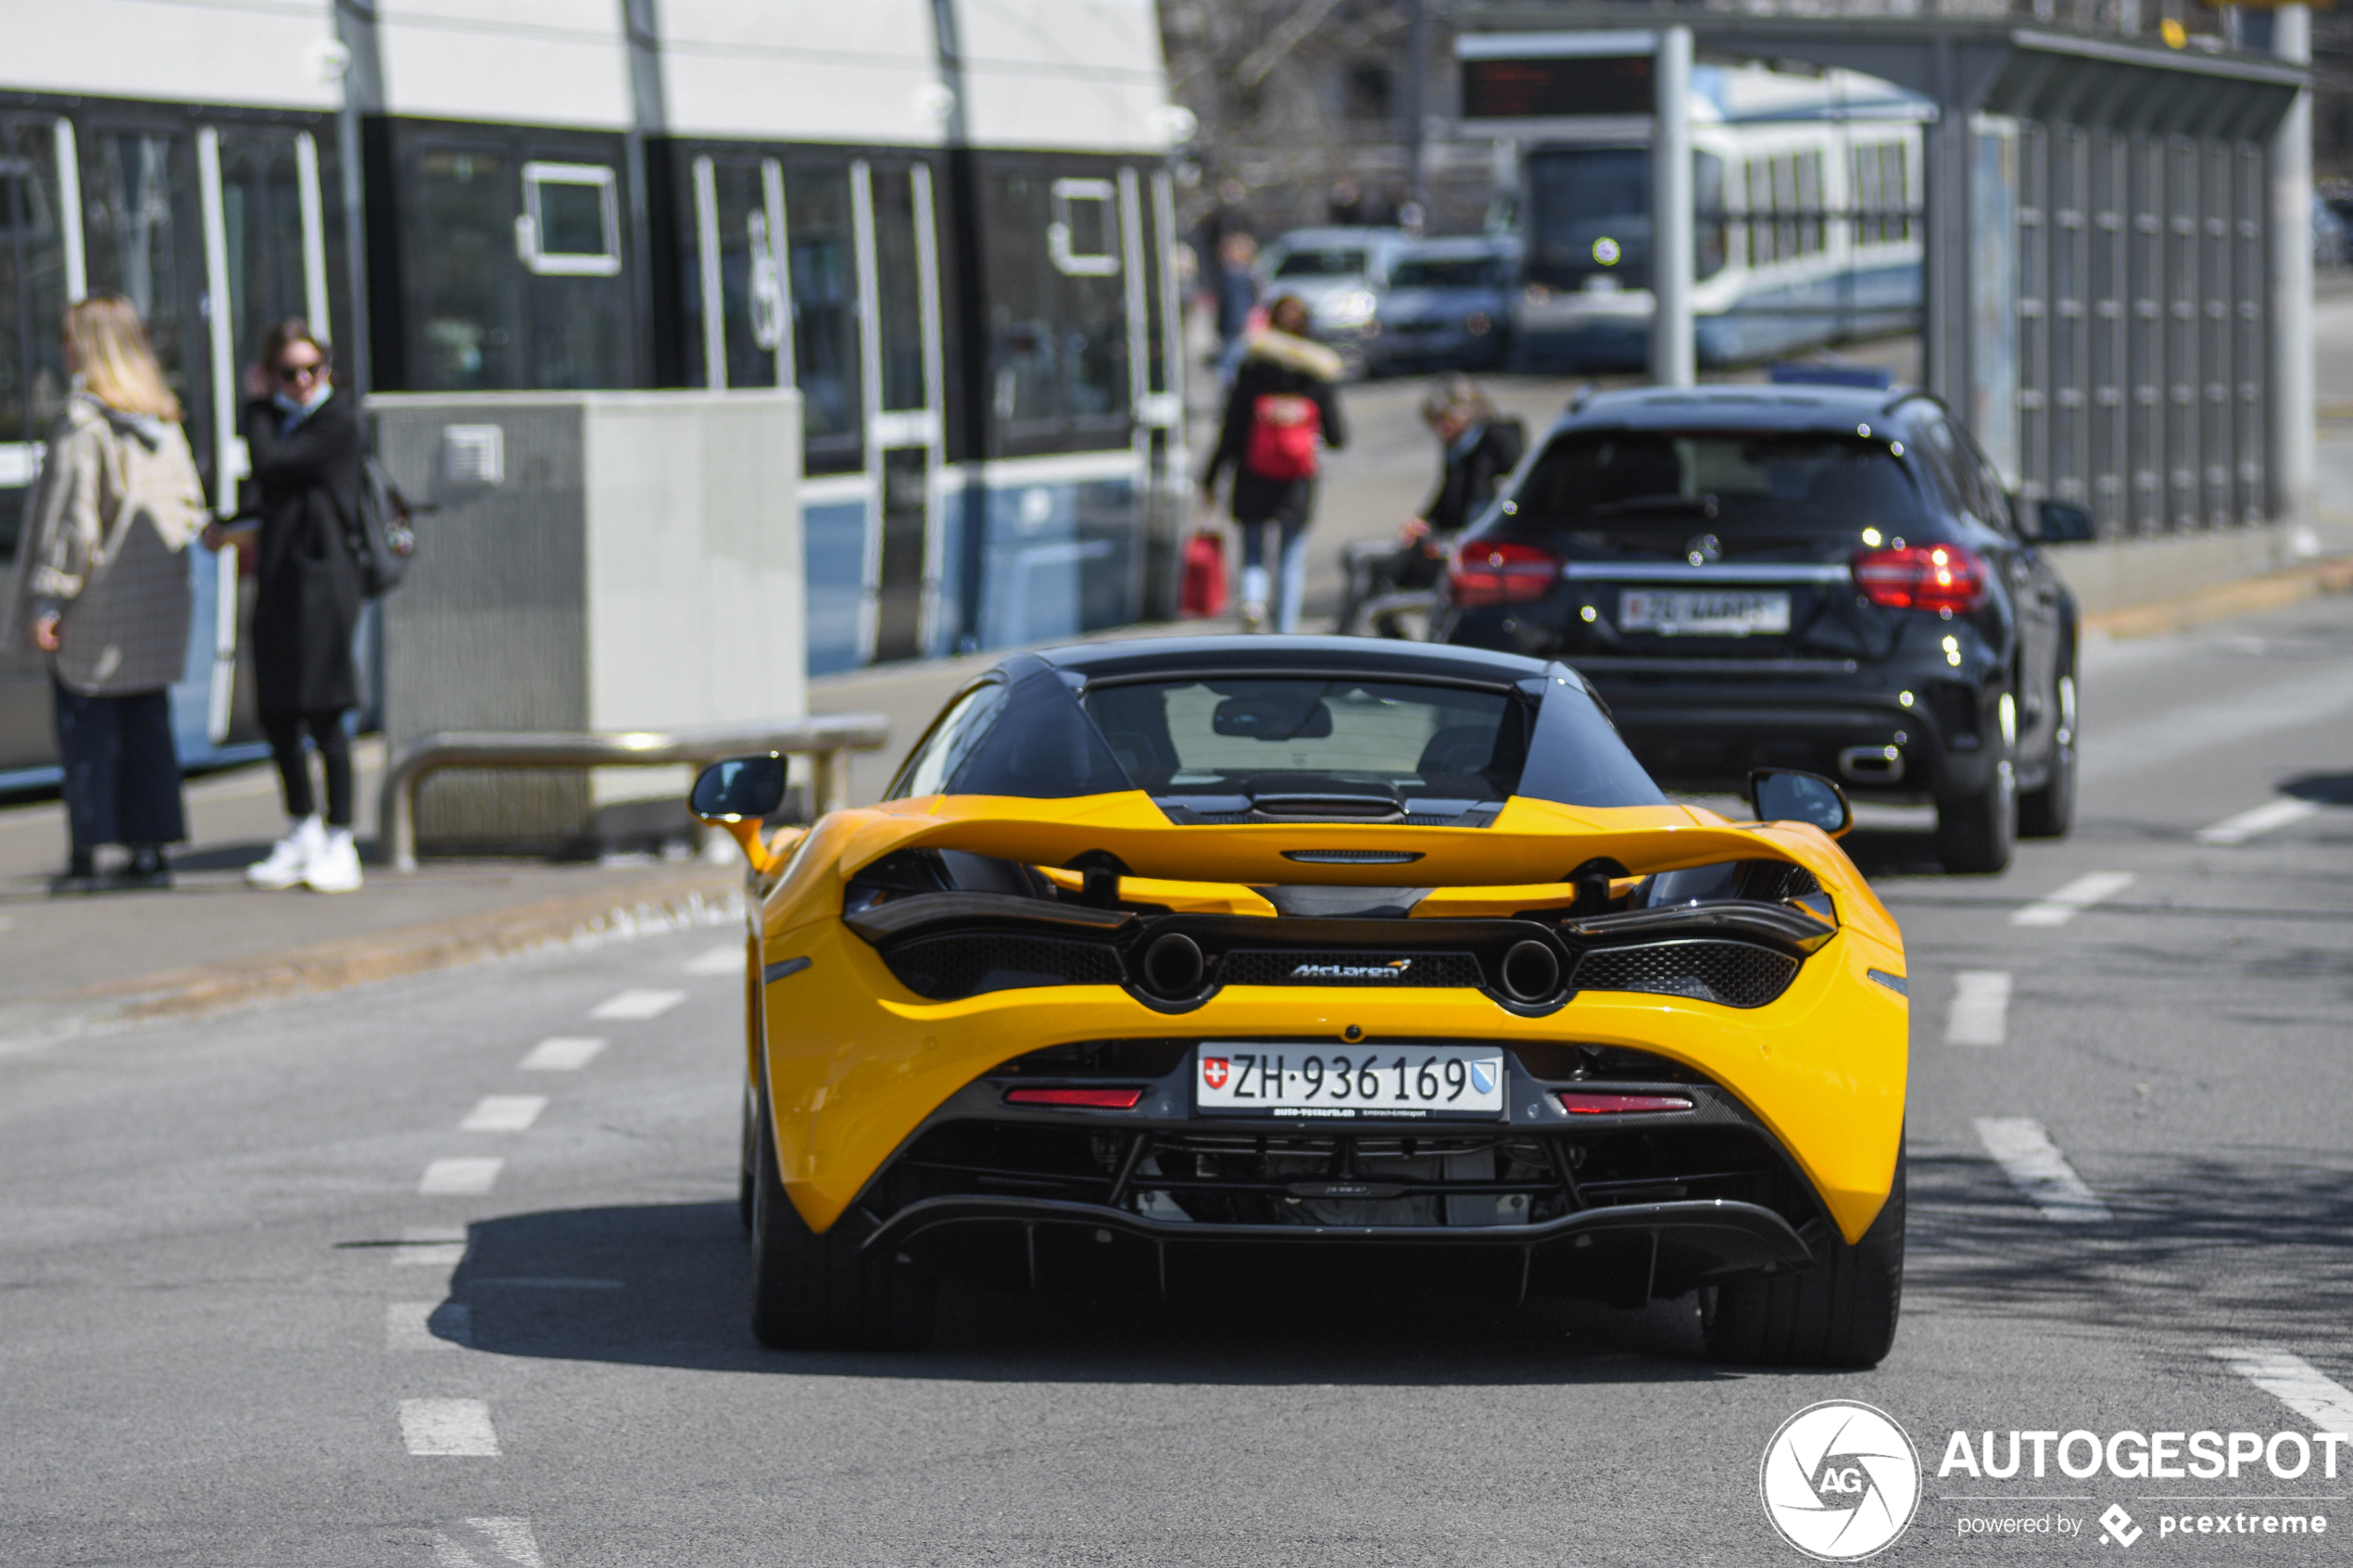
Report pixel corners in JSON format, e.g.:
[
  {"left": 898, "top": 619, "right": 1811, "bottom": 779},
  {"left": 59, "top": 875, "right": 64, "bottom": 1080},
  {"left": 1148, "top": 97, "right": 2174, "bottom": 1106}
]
[{"left": 691, "top": 636, "right": 1908, "bottom": 1366}]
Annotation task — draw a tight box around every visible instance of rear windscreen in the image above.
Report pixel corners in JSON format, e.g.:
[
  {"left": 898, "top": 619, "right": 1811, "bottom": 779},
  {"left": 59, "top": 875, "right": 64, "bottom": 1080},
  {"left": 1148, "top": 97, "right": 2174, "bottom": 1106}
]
[
  {"left": 1390, "top": 257, "right": 1505, "bottom": 290},
  {"left": 1271, "top": 248, "right": 1368, "bottom": 279},
  {"left": 1512, "top": 431, "right": 1930, "bottom": 540},
  {"left": 1087, "top": 679, "right": 1522, "bottom": 810}
]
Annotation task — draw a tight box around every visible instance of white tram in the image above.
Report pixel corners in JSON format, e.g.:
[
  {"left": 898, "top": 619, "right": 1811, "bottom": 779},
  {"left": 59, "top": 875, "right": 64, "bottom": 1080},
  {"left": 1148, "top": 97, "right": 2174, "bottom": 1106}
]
[
  {"left": 0, "top": 1, "right": 1187, "bottom": 785},
  {"left": 1504, "top": 56, "right": 1928, "bottom": 370}
]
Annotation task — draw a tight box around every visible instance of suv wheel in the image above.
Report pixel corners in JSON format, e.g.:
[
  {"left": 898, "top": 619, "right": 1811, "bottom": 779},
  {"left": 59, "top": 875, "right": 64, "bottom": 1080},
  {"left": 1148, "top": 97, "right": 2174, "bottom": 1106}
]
[
  {"left": 2018, "top": 671, "right": 2077, "bottom": 840},
  {"left": 1704, "top": 1145, "right": 1906, "bottom": 1369}
]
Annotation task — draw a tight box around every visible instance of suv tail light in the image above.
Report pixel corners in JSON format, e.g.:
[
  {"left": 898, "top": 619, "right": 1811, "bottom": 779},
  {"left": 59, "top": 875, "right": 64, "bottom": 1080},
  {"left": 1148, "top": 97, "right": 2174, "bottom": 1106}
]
[
  {"left": 1447, "top": 540, "right": 1561, "bottom": 607},
  {"left": 1852, "top": 545, "right": 1988, "bottom": 613}
]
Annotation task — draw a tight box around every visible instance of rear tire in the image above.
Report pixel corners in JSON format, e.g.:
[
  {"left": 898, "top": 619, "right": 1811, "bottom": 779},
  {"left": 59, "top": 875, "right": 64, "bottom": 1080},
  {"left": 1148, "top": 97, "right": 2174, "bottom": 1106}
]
[
  {"left": 1936, "top": 763, "right": 2015, "bottom": 874},
  {"left": 1704, "top": 1146, "right": 1905, "bottom": 1369},
  {"left": 749, "top": 1090, "right": 934, "bottom": 1350},
  {"left": 2017, "top": 671, "right": 2076, "bottom": 840},
  {"left": 737, "top": 1087, "right": 757, "bottom": 1233}
]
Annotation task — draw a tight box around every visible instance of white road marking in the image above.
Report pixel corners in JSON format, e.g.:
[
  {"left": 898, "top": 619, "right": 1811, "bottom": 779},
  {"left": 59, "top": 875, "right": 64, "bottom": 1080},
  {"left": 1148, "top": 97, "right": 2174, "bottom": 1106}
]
[
  {"left": 520, "top": 1036, "right": 605, "bottom": 1072},
  {"left": 391, "top": 1227, "right": 468, "bottom": 1268},
  {"left": 1945, "top": 971, "right": 2013, "bottom": 1047},
  {"left": 686, "top": 944, "right": 741, "bottom": 975},
  {"left": 386, "top": 1300, "right": 469, "bottom": 1351},
  {"left": 2195, "top": 798, "right": 2322, "bottom": 846},
  {"left": 419, "top": 1158, "right": 504, "bottom": 1196},
  {"left": 2012, "top": 871, "right": 2135, "bottom": 927},
  {"left": 433, "top": 1518, "right": 546, "bottom": 1568},
  {"left": 460, "top": 1095, "right": 548, "bottom": 1133},
  {"left": 2210, "top": 1347, "right": 2353, "bottom": 1434},
  {"left": 589, "top": 987, "right": 685, "bottom": 1020},
  {"left": 468, "top": 1276, "right": 624, "bottom": 1289},
  {"left": 1974, "top": 1117, "right": 2113, "bottom": 1223},
  {"left": 400, "top": 1399, "right": 500, "bottom": 1456}
]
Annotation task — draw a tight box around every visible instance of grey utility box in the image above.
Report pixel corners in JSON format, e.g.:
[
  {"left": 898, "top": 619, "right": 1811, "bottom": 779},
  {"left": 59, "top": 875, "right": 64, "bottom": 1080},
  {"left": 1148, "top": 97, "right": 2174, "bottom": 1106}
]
[{"left": 370, "top": 391, "right": 804, "bottom": 852}]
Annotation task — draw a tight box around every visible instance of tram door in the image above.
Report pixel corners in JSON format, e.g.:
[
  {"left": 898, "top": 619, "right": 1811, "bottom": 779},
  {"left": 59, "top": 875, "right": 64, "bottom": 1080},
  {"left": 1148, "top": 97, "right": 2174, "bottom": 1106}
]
[{"left": 853, "top": 159, "right": 944, "bottom": 664}]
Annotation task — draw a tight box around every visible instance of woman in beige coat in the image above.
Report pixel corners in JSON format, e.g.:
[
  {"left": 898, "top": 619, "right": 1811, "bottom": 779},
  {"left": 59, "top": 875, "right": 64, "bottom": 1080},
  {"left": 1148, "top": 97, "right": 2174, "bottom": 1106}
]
[{"left": 6, "top": 295, "right": 208, "bottom": 893}]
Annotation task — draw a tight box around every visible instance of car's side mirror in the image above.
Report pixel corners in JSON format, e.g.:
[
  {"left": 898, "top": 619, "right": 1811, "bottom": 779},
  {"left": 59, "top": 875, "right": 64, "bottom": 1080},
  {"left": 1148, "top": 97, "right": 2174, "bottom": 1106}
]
[
  {"left": 2031, "top": 498, "right": 2096, "bottom": 545},
  {"left": 691, "top": 753, "right": 789, "bottom": 869},
  {"left": 1749, "top": 769, "right": 1852, "bottom": 837}
]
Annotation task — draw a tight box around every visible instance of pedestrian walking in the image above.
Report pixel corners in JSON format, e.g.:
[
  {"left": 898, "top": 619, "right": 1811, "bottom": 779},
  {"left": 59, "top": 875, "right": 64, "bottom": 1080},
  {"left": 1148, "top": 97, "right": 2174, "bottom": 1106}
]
[
  {"left": 1201, "top": 295, "right": 1347, "bottom": 633},
  {"left": 205, "top": 320, "right": 366, "bottom": 893},
  {"left": 5, "top": 295, "right": 208, "bottom": 894},
  {"left": 1337, "top": 376, "right": 1526, "bottom": 634},
  {"left": 1212, "top": 231, "right": 1263, "bottom": 390}
]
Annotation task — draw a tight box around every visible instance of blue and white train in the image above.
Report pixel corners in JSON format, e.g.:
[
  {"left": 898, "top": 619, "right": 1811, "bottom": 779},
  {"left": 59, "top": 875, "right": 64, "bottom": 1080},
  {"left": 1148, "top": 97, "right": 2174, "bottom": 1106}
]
[
  {"left": 1478, "top": 44, "right": 1929, "bottom": 370},
  {"left": 0, "top": 0, "right": 1187, "bottom": 784}
]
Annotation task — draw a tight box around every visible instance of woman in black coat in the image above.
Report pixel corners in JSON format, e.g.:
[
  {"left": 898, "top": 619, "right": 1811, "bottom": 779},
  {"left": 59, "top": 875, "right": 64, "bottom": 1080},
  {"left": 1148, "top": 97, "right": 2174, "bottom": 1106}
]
[
  {"left": 1337, "top": 376, "right": 1526, "bottom": 634},
  {"left": 206, "top": 319, "right": 367, "bottom": 892},
  {"left": 1200, "top": 295, "right": 1348, "bottom": 633}
]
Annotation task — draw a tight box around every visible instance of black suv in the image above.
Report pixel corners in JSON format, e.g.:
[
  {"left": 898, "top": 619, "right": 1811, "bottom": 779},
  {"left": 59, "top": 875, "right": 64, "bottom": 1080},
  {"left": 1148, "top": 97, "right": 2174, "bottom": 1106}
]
[{"left": 1434, "top": 383, "right": 2091, "bottom": 873}]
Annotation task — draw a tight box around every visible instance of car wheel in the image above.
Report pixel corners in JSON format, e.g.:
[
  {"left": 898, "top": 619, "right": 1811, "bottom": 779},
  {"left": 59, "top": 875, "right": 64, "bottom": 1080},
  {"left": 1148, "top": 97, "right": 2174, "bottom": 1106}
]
[
  {"left": 1935, "top": 698, "right": 2017, "bottom": 873},
  {"left": 748, "top": 1087, "right": 935, "bottom": 1350},
  {"left": 737, "top": 1086, "right": 757, "bottom": 1233},
  {"left": 1703, "top": 1144, "right": 1905, "bottom": 1370},
  {"left": 2017, "top": 671, "right": 2076, "bottom": 840}
]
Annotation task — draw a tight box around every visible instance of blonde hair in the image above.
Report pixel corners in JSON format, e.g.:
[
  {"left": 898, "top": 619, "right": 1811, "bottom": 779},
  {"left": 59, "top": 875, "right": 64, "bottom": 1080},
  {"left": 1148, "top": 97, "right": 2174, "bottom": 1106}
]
[{"left": 68, "top": 294, "right": 181, "bottom": 421}]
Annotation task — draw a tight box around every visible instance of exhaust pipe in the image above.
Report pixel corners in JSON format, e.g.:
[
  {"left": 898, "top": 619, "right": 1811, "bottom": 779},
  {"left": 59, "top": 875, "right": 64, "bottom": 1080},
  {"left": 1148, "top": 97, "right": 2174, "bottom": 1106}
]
[
  {"left": 1141, "top": 933, "right": 1206, "bottom": 997},
  {"left": 1838, "top": 745, "right": 1905, "bottom": 784},
  {"left": 1498, "top": 939, "right": 1563, "bottom": 1004}
]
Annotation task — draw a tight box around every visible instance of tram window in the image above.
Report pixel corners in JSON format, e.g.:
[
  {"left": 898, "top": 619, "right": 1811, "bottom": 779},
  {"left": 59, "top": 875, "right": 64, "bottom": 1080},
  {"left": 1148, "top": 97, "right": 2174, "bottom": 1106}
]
[
  {"left": 410, "top": 146, "right": 519, "bottom": 390},
  {"left": 785, "top": 163, "right": 862, "bottom": 472},
  {"left": 0, "top": 120, "right": 69, "bottom": 559},
  {"left": 218, "top": 132, "right": 310, "bottom": 369},
  {"left": 1525, "top": 146, "right": 1651, "bottom": 290},
  {"left": 872, "top": 164, "right": 928, "bottom": 412},
  {"left": 1142, "top": 171, "right": 1172, "bottom": 397},
  {"left": 83, "top": 131, "right": 201, "bottom": 440},
  {"left": 1695, "top": 152, "right": 1726, "bottom": 281},
  {"left": 683, "top": 155, "right": 786, "bottom": 392},
  {"left": 983, "top": 163, "right": 1129, "bottom": 448},
  {"left": 1049, "top": 179, "right": 1118, "bottom": 277},
  {"left": 521, "top": 163, "right": 620, "bottom": 277}
]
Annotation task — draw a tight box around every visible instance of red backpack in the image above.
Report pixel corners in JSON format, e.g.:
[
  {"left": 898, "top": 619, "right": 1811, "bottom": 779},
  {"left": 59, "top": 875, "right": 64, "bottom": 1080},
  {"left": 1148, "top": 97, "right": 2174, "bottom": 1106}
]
[{"left": 1243, "top": 393, "right": 1322, "bottom": 482}]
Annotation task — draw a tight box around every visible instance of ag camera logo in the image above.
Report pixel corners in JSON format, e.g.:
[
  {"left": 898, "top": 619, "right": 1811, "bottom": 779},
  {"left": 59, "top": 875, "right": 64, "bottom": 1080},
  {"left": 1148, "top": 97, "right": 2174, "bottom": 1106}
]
[{"left": 1761, "top": 1400, "right": 1922, "bottom": 1561}]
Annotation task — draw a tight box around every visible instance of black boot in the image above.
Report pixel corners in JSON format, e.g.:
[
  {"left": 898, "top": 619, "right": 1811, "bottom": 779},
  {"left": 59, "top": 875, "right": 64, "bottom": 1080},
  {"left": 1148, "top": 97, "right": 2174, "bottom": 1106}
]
[
  {"left": 49, "top": 850, "right": 104, "bottom": 896},
  {"left": 115, "top": 845, "right": 173, "bottom": 891}
]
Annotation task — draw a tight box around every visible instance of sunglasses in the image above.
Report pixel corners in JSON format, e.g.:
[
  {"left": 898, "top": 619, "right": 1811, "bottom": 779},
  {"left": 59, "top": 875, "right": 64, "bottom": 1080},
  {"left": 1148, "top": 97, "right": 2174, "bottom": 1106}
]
[{"left": 276, "top": 361, "right": 323, "bottom": 384}]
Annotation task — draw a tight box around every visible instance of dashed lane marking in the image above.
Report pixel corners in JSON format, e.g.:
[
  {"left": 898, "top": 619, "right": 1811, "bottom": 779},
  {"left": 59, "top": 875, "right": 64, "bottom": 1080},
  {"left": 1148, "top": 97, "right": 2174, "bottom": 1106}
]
[
  {"left": 399, "top": 1399, "right": 500, "bottom": 1456},
  {"left": 520, "top": 1036, "right": 604, "bottom": 1072},
  {"left": 2209, "top": 1348, "right": 2353, "bottom": 1435},
  {"left": 460, "top": 1095, "right": 548, "bottom": 1133},
  {"left": 419, "top": 1158, "right": 504, "bottom": 1197},
  {"left": 686, "top": 944, "right": 741, "bottom": 975},
  {"left": 1974, "top": 1117, "right": 2113, "bottom": 1223},
  {"left": 433, "top": 1518, "right": 545, "bottom": 1568},
  {"left": 386, "top": 1300, "right": 468, "bottom": 1351},
  {"left": 1945, "top": 971, "right": 2013, "bottom": 1047},
  {"left": 2011, "top": 871, "right": 2135, "bottom": 928},
  {"left": 391, "top": 1227, "right": 468, "bottom": 1268},
  {"left": 2196, "top": 798, "right": 2322, "bottom": 846},
  {"left": 589, "top": 988, "right": 685, "bottom": 1020},
  {"left": 433, "top": 1518, "right": 544, "bottom": 1568}
]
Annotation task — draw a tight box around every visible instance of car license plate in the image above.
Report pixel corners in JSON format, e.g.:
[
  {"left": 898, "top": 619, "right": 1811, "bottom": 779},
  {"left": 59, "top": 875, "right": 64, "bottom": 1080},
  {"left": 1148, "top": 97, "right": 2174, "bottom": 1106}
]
[
  {"left": 1195, "top": 1044, "right": 1507, "bottom": 1120},
  {"left": 1618, "top": 589, "right": 1791, "bottom": 637}
]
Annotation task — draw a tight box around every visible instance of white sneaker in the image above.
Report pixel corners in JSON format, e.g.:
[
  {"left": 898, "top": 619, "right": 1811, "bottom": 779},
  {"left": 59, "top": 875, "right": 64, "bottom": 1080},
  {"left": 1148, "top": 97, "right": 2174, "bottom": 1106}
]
[
  {"left": 1239, "top": 600, "right": 1269, "bottom": 634},
  {"left": 247, "top": 817, "right": 324, "bottom": 890},
  {"left": 304, "top": 829, "right": 363, "bottom": 893}
]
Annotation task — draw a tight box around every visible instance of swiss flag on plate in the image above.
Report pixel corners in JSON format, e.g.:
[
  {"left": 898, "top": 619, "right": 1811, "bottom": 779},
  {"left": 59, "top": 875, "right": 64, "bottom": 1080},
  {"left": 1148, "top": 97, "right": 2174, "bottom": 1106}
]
[{"left": 1202, "top": 1057, "right": 1230, "bottom": 1091}]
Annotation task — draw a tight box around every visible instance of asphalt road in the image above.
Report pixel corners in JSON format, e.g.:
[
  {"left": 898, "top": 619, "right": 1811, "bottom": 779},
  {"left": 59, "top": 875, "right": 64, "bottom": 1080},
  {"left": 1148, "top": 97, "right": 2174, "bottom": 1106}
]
[{"left": 6, "top": 591, "right": 2353, "bottom": 1567}]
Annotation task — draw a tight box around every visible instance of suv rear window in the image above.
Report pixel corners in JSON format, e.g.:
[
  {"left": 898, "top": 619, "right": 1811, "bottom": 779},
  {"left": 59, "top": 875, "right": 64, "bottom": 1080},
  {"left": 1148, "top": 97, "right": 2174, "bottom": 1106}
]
[{"left": 1512, "top": 431, "right": 1930, "bottom": 544}]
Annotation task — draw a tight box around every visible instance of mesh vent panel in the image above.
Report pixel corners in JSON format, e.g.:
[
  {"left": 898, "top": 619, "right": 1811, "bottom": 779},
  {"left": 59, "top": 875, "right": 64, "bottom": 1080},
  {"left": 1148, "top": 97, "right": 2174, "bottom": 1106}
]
[
  {"left": 1570, "top": 941, "right": 1798, "bottom": 1009},
  {"left": 1219, "top": 950, "right": 1485, "bottom": 988},
  {"left": 884, "top": 934, "right": 1124, "bottom": 1000}
]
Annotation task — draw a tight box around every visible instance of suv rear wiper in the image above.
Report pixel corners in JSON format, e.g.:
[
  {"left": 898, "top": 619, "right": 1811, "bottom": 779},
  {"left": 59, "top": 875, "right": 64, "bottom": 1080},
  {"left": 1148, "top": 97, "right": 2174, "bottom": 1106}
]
[{"left": 1589, "top": 493, "right": 1719, "bottom": 520}]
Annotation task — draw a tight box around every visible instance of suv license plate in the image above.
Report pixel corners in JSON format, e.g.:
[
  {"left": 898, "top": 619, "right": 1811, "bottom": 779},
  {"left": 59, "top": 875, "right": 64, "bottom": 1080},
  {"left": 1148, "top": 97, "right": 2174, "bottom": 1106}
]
[
  {"left": 1619, "top": 589, "right": 1791, "bottom": 636},
  {"left": 1195, "top": 1045, "right": 1507, "bottom": 1121}
]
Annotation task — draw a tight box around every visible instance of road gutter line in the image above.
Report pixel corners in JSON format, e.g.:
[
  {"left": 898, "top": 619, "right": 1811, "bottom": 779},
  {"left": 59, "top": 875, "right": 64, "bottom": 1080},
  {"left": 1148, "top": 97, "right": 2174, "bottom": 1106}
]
[
  {"left": 2012, "top": 872, "right": 2136, "bottom": 927},
  {"left": 1974, "top": 1117, "right": 2113, "bottom": 1222}
]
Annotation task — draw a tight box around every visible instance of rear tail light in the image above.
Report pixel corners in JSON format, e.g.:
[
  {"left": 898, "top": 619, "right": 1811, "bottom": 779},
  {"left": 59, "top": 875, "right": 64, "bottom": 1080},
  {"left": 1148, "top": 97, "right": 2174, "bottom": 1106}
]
[
  {"left": 1852, "top": 545, "right": 1988, "bottom": 613},
  {"left": 1557, "top": 1090, "right": 1693, "bottom": 1115},
  {"left": 1447, "top": 539, "right": 1561, "bottom": 608},
  {"left": 1003, "top": 1086, "right": 1146, "bottom": 1110}
]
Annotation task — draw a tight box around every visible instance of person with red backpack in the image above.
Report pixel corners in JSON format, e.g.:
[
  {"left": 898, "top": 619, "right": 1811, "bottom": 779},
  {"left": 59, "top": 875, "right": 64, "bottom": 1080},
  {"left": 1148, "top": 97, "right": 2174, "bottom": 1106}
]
[{"left": 1200, "top": 295, "right": 1347, "bottom": 633}]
